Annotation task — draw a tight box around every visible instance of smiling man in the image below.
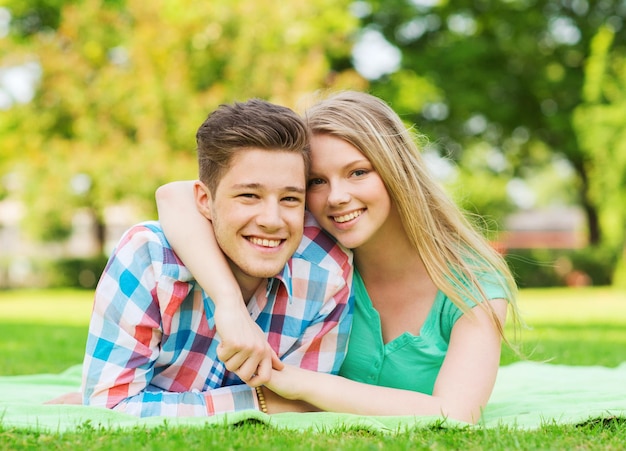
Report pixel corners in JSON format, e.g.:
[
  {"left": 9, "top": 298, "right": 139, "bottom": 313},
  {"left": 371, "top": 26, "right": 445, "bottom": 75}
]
[{"left": 80, "top": 100, "right": 353, "bottom": 417}]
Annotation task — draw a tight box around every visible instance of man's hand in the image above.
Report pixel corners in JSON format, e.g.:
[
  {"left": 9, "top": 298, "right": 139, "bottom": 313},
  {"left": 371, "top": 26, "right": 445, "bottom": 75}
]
[{"left": 214, "top": 305, "right": 284, "bottom": 386}]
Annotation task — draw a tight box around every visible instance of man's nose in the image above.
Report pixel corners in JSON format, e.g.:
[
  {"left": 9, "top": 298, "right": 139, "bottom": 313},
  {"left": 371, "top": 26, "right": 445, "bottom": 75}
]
[{"left": 256, "top": 201, "right": 284, "bottom": 229}]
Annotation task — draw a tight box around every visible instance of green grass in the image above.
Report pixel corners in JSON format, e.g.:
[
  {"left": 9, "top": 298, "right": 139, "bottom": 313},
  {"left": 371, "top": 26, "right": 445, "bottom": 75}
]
[
  {"left": 500, "top": 286, "right": 626, "bottom": 367},
  {"left": 0, "top": 289, "right": 91, "bottom": 375},
  {"left": 1, "top": 287, "right": 625, "bottom": 450},
  {"left": 2, "top": 420, "right": 626, "bottom": 450}
]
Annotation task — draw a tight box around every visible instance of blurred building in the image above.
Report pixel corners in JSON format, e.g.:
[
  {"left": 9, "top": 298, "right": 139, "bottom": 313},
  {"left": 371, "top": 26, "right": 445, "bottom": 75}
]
[
  {"left": 497, "top": 206, "right": 586, "bottom": 250},
  {"left": 0, "top": 200, "right": 138, "bottom": 288},
  {"left": 1, "top": 201, "right": 588, "bottom": 288}
]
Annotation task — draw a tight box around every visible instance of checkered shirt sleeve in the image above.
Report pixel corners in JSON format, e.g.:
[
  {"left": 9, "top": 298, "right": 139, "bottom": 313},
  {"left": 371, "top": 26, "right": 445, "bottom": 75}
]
[
  {"left": 81, "top": 218, "right": 353, "bottom": 418},
  {"left": 82, "top": 223, "right": 260, "bottom": 417}
]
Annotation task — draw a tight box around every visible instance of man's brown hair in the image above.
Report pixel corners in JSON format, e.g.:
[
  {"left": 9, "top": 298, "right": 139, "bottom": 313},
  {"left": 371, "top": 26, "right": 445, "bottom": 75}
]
[{"left": 196, "top": 99, "right": 309, "bottom": 193}]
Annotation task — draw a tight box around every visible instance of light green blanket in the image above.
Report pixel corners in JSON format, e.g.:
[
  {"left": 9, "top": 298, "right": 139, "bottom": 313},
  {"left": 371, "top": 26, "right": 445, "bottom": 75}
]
[{"left": 1, "top": 362, "right": 625, "bottom": 433}]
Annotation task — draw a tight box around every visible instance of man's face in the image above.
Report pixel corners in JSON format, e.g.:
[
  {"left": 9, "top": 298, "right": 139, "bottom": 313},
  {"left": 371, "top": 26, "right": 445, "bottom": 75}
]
[{"left": 199, "top": 148, "right": 306, "bottom": 288}]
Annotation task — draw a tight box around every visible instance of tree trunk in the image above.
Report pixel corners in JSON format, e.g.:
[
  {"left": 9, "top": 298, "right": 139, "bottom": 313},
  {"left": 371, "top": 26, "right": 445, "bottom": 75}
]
[
  {"left": 92, "top": 208, "right": 106, "bottom": 256},
  {"left": 573, "top": 158, "right": 601, "bottom": 245}
]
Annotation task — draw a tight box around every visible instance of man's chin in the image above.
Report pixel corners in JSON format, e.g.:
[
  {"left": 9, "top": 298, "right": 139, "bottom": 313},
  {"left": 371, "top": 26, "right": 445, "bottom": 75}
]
[
  {"left": 239, "top": 258, "right": 288, "bottom": 279},
  {"left": 230, "top": 247, "right": 295, "bottom": 279},
  {"left": 247, "top": 266, "right": 286, "bottom": 279}
]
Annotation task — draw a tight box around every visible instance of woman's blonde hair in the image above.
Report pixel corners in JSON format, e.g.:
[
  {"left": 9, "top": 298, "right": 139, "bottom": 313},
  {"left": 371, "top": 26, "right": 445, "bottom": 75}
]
[{"left": 305, "top": 90, "right": 521, "bottom": 341}]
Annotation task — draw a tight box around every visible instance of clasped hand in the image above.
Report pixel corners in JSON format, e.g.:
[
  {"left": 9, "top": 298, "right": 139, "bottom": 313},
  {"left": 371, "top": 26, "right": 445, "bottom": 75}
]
[{"left": 214, "top": 305, "right": 283, "bottom": 386}]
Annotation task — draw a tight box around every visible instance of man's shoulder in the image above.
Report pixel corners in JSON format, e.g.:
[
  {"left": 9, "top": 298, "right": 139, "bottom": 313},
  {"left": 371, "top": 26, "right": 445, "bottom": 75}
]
[
  {"left": 114, "top": 221, "right": 193, "bottom": 280},
  {"left": 117, "top": 221, "right": 169, "bottom": 250}
]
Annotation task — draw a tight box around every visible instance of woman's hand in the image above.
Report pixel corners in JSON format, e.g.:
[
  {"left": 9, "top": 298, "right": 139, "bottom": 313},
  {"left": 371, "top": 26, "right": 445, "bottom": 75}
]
[
  {"left": 264, "top": 364, "right": 307, "bottom": 400},
  {"left": 260, "top": 385, "right": 318, "bottom": 414}
]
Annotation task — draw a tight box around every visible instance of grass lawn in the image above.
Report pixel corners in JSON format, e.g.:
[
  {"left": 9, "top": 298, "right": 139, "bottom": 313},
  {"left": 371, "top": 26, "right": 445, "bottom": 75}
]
[
  {"left": 1, "top": 287, "right": 625, "bottom": 449},
  {"left": 501, "top": 286, "right": 626, "bottom": 367}
]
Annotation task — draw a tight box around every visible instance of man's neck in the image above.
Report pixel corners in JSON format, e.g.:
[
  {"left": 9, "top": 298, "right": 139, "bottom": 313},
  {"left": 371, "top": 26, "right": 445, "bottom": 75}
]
[
  {"left": 229, "top": 265, "right": 265, "bottom": 305},
  {"left": 238, "top": 280, "right": 265, "bottom": 305}
]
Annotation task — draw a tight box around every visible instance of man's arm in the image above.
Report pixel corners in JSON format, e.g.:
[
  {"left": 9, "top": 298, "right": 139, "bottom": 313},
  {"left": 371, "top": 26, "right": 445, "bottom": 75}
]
[{"left": 82, "top": 224, "right": 264, "bottom": 417}]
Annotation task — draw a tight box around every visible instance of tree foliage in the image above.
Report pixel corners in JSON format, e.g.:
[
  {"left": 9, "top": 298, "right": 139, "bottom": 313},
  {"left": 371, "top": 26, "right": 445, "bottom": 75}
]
[
  {"left": 0, "top": 0, "right": 362, "bottom": 250},
  {"left": 3, "top": 0, "right": 626, "bottom": 284},
  {"left": 363, "top": 0, "right": 626, "bottom": 244},
  {"left": 573, "top": 25, "right": 626, "bottom": 286}
]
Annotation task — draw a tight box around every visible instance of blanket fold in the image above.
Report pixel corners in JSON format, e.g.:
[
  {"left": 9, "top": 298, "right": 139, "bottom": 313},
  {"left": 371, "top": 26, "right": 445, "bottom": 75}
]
[{"left": 1, "top": 362, "right": 625, "bottom": 433}]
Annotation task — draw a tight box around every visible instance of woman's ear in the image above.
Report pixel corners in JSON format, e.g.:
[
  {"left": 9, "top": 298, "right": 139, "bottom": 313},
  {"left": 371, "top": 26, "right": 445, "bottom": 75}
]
[{"left": 193, "top": 180, "right": 213, "bottom": 221}]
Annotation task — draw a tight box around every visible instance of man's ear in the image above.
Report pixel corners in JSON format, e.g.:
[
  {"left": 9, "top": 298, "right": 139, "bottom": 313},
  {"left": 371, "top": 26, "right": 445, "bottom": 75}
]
[{"left": 193, "top": 180, "right": 213, "bottom": 221}]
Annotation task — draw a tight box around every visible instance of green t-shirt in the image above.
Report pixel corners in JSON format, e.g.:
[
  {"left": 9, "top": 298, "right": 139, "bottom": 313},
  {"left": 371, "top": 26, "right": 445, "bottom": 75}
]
[{"left": 339, "top": 269, "right": 506, "bottom": 395}]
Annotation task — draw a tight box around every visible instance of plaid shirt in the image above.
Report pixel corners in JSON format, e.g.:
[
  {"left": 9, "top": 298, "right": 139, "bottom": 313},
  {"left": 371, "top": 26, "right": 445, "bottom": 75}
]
[{"left": 82, "top": 213, "right": 353, "bottom": 417}]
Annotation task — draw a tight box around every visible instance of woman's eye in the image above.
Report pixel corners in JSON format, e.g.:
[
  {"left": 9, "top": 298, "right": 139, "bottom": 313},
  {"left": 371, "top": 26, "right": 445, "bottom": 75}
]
[
  {"left": 352, "top": 169, "right": 368, "bottom": 177},
  {"left": 307, "top": 178, "right": 325, "bottom": 187}
]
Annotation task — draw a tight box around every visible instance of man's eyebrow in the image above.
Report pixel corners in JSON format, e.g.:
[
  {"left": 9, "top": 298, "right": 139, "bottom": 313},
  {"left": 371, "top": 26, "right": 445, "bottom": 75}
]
[
  {"left": 231, "top": 183, "right": 305, "bottom": 194},
  {"left": 285, "top": 186, "right": 306, "bottom": 194},
  {"left": 231, "top": 183, "right": 262, "bottom": 190}
]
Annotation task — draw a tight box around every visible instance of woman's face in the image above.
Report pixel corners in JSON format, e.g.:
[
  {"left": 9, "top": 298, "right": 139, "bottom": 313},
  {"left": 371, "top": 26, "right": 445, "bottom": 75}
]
[{"left": 306, "top": 134, "right": 392, "bottom": 250}]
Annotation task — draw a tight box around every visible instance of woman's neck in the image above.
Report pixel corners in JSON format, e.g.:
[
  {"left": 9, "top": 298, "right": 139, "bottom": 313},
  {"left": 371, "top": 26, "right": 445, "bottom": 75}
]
[
  {"left": 353, "top": 226, "right": 426, "bottom": 283},
  {"left": 353, "top": 224, "right": 438, "bottom": 342}
]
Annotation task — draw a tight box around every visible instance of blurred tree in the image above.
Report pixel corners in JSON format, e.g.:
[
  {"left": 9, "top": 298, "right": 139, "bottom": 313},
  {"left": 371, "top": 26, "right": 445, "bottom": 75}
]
[
  {"left": 573, "top": 25, "right": 626, "bottom": 286},
  {"left": 0, "top": 0, "right": 363, "bottom": 252},
  {"left": 361, "top": 0, "right": 626, "bottom": 247}
]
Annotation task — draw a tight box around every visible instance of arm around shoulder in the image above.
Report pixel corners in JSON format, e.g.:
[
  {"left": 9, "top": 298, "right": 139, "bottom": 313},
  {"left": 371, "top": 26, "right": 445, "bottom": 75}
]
[{"left": 155, "top": 181, "right": 280, "bottom": 385}]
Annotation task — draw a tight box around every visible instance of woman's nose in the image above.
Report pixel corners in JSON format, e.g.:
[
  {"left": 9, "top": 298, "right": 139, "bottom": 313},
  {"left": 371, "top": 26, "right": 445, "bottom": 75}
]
[{"left": 327, "top": 182, "right": 351, "bottom": 206}]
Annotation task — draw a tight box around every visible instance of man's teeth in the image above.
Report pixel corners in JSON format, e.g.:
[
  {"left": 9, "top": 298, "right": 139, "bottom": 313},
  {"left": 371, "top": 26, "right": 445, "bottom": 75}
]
[
  {"left": 249, "top": 237, "right": 281, "bottom": 247},
  {"left": 334, "top": 210, "right": 362, "bottom": 223}
]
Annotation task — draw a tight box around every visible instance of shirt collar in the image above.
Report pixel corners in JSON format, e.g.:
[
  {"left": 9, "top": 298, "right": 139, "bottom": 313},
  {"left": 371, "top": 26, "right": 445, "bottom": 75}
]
[
  {"left": 200, "top": 261, "right": 294, "bottom": 326},
  {"left": 259, "top": 261, "right": 292, "bottom": 311}
]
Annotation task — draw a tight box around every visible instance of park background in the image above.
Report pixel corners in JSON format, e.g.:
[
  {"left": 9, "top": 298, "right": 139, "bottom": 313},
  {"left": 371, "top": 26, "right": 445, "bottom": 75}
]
[
  {"left": 1, "top": 0, "right": 625, "bottom": 292},
  {"left": 1, "top": 2, "right": 625, "bottom": 448}
]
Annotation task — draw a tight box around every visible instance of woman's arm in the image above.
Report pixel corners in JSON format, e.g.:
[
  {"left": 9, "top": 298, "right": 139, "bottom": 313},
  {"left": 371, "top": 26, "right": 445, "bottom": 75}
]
[
  {"left": 264, "top": 299, "right": 507, "bottom": 423},
  {"left": 261, "top": 387, "right": 319, "bottom": 414},
  {"left": 430, "top": 298, "right": 507, "bottom": 422},
  {"left": 156, "top": 181, "right": 282, "bottom": 385}
]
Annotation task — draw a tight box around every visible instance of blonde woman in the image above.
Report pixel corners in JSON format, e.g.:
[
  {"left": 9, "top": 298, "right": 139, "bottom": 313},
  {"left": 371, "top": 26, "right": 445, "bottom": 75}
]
[{"left": 156, "top": 91, "right": 521, "bottom": 423}]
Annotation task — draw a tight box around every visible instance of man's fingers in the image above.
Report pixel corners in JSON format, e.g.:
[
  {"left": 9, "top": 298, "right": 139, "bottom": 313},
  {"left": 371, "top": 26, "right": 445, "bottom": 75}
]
[
  {"left": 217, "top": 340, "right": 269, "bottom": 363},
  {"left": 216, "top": 342, "right": 278, "bottom": 386},
  {"left": 271, "top": 350, "right": 284, "bottom": 370},
  {"left": 221, "top": 354, "right": 249, "bottom": 374},
  {"left": 247, "top": 355, "right": 272, "bottom": 387},
  {"left": 230, "top": 357, "right": 263, "bottom": 384},
  {"left": 216, "top": 342, "right": 238, "bottom": 363}
]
